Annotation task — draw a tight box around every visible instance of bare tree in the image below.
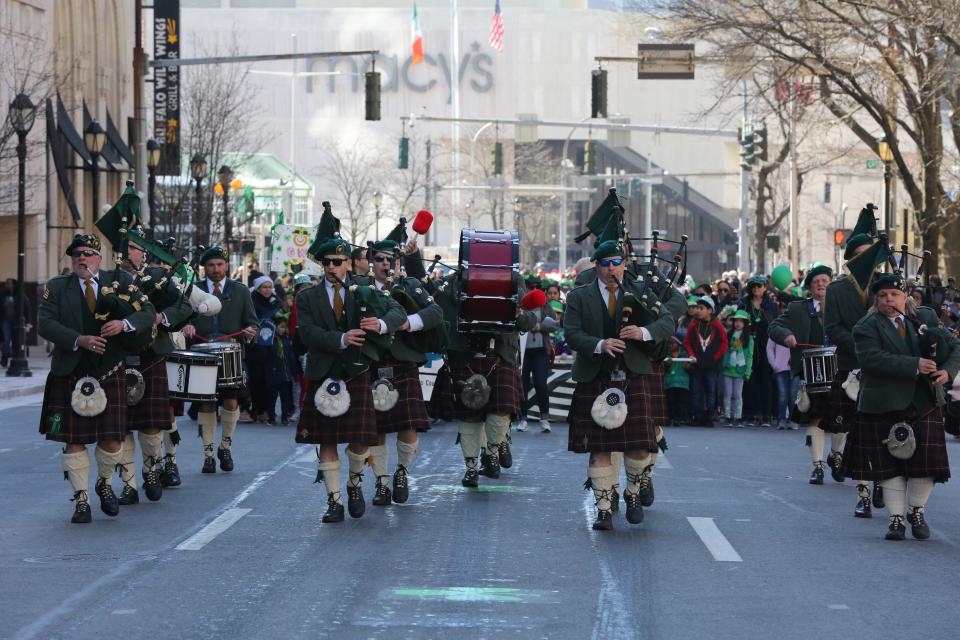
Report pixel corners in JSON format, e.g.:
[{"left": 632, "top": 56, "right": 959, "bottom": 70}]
[
  {"left": 514, "top": 141, "right": 562, "bottom": 267},
  {"left": 317, "top": 139, "right": 387, "bottom": 245}
]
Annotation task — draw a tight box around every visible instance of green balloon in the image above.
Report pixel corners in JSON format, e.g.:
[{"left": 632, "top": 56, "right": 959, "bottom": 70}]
[{"left": 770, "top": 264, "right": 793, "bottom": 291}]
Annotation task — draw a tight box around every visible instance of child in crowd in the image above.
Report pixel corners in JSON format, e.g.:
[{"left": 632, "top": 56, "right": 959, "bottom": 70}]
[
  {"left": 683, "top": 297, "right": 729, "bottom": 427},
  {"left": 664, "top": 336, "right": 691, "bottom": 425},
  {"left": 766, "top": 330, "right": 796, "bottom": 429},
  {"left": 264, "top": 318, "right": 301, "bottom": 425},
  {"left": 720, "top": 310, "right": 753, "bottom": 427}
]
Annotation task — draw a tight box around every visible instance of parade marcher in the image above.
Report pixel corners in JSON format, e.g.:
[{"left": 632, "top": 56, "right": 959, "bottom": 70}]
[
  {"left": 519, "top": 277, "right": 558, "bottom": 433},
  {"left": 113, "top": 223, "right": 193, "bottom": 503},
  {"left": 564, "top": 223, "right": 675, "bottom": 530},
  {"left": 295, "top": 205, "right": 407, "bottom": 522},
  {"left": 38, "top": 233, "right": 157, "bottom": 522},
  {"left": 845, "top": 273, "right": 960, "bottom": 540},
  {"left": 768, "top": 265, "right": 843, "bottom": 485},
  {"left": 180, "top": 247, "right": 259, "bottom": 474},
  {"left": 359, "top": 222, "right": 444, "bottom": 505},
  {"left": 824, "top": 204, "right": 890, "bottom": 515}
]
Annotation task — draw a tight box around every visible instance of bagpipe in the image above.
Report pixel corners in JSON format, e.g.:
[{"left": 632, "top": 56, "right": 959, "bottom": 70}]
[{"left": 891, "top": 244, "right": 953, "bottom": 367}]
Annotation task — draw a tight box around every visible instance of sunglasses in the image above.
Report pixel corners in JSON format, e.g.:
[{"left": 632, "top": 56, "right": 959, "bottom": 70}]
[
  {"left": 71, "top": 250, "right": 100, "bottom": 258},
  {"left": 321, "top": 258, "right": 346, "bottom": 267},
  {"left": 718, "top": 287, "right": 729, "bottom": 293},
  {"left": 598, "top": 258, "right": 623, "bottom": 267},
  {"left": 373, "top": 255, "right": 393, "bottom": 263}
]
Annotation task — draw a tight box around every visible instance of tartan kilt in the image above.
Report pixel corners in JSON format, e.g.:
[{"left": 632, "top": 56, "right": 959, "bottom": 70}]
[
  {"left": 216, "top": 383, "right": 248, "bottom": 402},
  {"left": 646, "top": 363, "right": 669, "bottom": 427},
  {"left": 841, "top": 407, "right": 950, "bottom": 482},
  {"left": 373, "top": 360, "right": 430, "bottom": 434},
  {"left": 568, "top": 374, "right": 660, "bottom": 454},
  {"left": 126, "top": 351, "right": 173, "bottom": 432},
  {"left": 790, "top": 386, "right": 834, "bottom": 427},
  {"left": 429, "top": 354, "right": 523, "bottom": 421},
  {"left": 296, "top": 371, "right": 378, "bottom": 445},
  {"left": 39, "top": 366, "right": 127, "bottom": 444},
  {"left": 170, "top": 401, "right": 184, "bottom": 417},
  {"left": 817, "top": 371, "right": 857, "bottom": 434}
]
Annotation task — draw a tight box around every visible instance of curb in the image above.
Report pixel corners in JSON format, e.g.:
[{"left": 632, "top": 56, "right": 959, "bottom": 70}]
[{"left": 0, "top": 382, "right": 46, "bottom": 400}]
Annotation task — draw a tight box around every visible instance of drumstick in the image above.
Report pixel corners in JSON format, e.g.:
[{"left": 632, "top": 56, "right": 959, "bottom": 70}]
[{"left": 194, "top": 330, "right": 248, "bottom": 343}]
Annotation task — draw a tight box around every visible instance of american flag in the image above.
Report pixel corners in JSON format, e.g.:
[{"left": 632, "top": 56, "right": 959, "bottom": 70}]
[{"left": 489, "top": 0, "right": 504, "bottom": 53}]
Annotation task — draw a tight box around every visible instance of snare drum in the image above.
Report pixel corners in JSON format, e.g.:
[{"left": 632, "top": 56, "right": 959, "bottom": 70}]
[
  {"left": 191, "top": 342, "right": 245, "bottom": 389},
  {"left": 166, "top": 351, "right": 220, "bottom": 402},
  {"left": 458, "top": 229, "right": 520, "bottom": 332},
  {"left": 801, "top": 346, "right": 837, "bottom": 394}
]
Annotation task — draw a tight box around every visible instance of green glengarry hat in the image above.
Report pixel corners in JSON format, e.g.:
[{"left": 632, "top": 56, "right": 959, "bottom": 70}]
[
  {"left": 371, "top": 217, "right": 407, "bottom": 256},
  {"left": 844, "top": 203, "right": 879, "bottom": 260},
  {"left": 590, "top": 214, "right": 626, "bottom": 261},
  {"left": 803, "top": 264, "right": 833, "bottom": 288},
  {"left": 870, "top": 272, "right": 906, "bottom": 295},
  {"left": 200, "top": 246, "right": 229, "bottom": 264},
  {"left": 65, "top": 234, "right": 102, "bottom": 256},
  {"left": 307, "top": 201, "right": 350, "bottom": 259}
]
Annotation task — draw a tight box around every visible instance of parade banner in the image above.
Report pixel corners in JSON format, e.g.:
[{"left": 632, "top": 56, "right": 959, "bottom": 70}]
[
  {"left": 154, "top": 0, "right": 181, "bottom": 175},
  {"left": 270, "top": 224, "right": 322, "bottom": 275}
]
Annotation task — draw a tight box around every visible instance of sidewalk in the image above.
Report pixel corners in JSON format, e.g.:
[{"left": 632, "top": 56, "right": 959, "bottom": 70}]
[{"left": 0, "top": 351, "right": 50, "bottom": 400}]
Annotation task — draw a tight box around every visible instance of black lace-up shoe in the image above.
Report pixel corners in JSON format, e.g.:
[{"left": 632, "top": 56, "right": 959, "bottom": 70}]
[
  {"left": 639, "top": 471, "right": 655, "bottom": 508},
  {"left": 118, "top": 484, "right": 139, "bottom": 506},
  {"left": 347, "top": 484, "right": 365, "bottom": 518},
  {"left": 854, "top": 496, "right": 872, "bottom": 518},
  {"left": 624, "top": 490, "right": 645, "bottom": 525},
  {"left": 372, "top": 478, "right": 392, "bottom": 506},
  {"left": 71, "top": 491, "right": 92, "bottom": 524},
  {"left": 143, "top": 462, "right": 163, "bottom": 502},
  {"left": 322, "top": 493, "right": 344, "bottom": 523},
  {"left": 480, "top": 451, "right": 501, "bottom": 479},
  {"left": 908, "top": 508, "right": 930, "bottom": 540},
  {"left": 217, "top": 447, "right": 234, "bottom": 472},
  {"left": 202, "top": 456, "right": 216, "bottom": 474},
  {"left": 95, "top": 478, "right": 120, "bottom": 517},
  {"left": 392, "top": 466, "right": 409, "bottom": 504},
  {"left": 498, "top": 439, "right": 513, "bottom": 469},
  {"left": 462, "top": 465, "right": 479, "bottom": 488},
  {"left": 809, "top": 461, "right": 825, "bottom": 485},
  {"left": 885, "top": 515, "right": 906, "bottom": 541},
  {"left": 161, "top": 456, "right": 181, "bottom": 487},
  {"left": 827, "top": 451, "right": 845, "bottom": 483},
  {"left": 592, "top": 509, "right": 614, "bottom": 531}
]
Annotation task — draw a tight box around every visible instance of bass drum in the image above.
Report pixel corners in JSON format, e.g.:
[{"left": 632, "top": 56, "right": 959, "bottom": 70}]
[{"left": 457, "top": 229, "right": 519, "bottom": 333}]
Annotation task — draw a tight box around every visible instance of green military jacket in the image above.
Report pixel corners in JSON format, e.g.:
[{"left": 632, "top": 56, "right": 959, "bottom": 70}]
[
  {"left": 296, "top": 274, "right": 407, "bottom": 380},
  {"left": 823, "top": 275, "right": 868, "bottom": 372},
  {"left": 769, "top": 298, "right": 827, "bottom": 377},
  {"left": 38, "top": 269, "right": 157, "bottom": 377},
  {"left": 853, "top": 306, "right": 960, "bottom": 414},
  {"left": 564, "top": 277, "right": 676, "bottom": 383},
  {"left": 353, "top": 274, "right": 445, "bottom": 364},
  {"left": 190, "top": 278, "right": 259, "bottom": 339},
  {"left": 123, "top": 265, "right": 194, "bottom": 355},
  {"left": 430, "top": 271, "right": 536, "bottom": 366}
]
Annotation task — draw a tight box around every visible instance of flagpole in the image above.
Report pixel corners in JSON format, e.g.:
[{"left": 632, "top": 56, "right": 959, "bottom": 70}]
[{"left": 450, "top": 0, "right": 460, "bottom": 247}]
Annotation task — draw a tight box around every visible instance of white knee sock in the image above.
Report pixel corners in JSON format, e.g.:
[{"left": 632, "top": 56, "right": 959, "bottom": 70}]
[
  {"left": 345, "top": 448, "right": 367, "bottom": 488},
  {"left": 459, "top": 421, "right": 484, "bottom": 462},
  {"left": 163, "top": 422, "right": 179, "bottom": 461},
  {"left": 94, "top": 446, "right": 122, "bottom": 481},
  {"left": 397, "top": 438, "right": 418, "bottom": 470},
  {"left": 369, "top": 444, "right": 388, "bottom": 480},
  {"left": 139, "top": 431, "right": 163, "bottom": 472},
  {"left": 484, "top": 413, "right": 510, "bottom": 448},
  {"left": 647, "top": 451, "right": 658, "bottom": 479},
  {"left": 220, "top": 407, "right": 239, "bottom": 449},
  {"left": 880, "top": 476, "right": 907, "bottom": 518},
  {"left": 830, "top": 432, "right": 847, "bottom": 455},
  {"left": 623, "top": 454, "right": 653, "bottom": 496},
  {"left": 906, "top": 477, "right": 934, "bottom": 509},
  {"left": 198, "top": 411, "right": 217, "bottom": 459},
  {"left": 119, "top": 433, "right": 137, "bottom": 488},
  {"left": 316, "top": 459, "right": 342, "bottom": 504},
  {"left": 806, "top": 426, "right": 825, "bottom": 463},
  {"left": 588, "top": 464, "right": 614, "bottom": 512},
  {"left": 610, "top": 451, "right": 623, "bottom": 493},
  {"left": 61, "top": 449, "right": 90, "bottom": 495}
]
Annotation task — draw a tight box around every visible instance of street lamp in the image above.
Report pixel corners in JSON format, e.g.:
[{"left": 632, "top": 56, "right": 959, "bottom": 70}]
[
  {"left": 7, "top": 93, "right": 36, "bottom": 377},
  {"left": 83, "top": 119, "right": 106, "bottom": 221},
  {"left": 878, "top": 140, "right": 894, "bottom": 235},
  {"left": 218, "top": 165, "right": 234, "bottom": 250},
  {"left": 372, "top": 190, "right": 382, "bottom": 239},
  {"left": 146, "top": 138, "right": 161, "bottom": 223},
  {"left": 190, "top": 153, "right": 207, "bottom": 248}
]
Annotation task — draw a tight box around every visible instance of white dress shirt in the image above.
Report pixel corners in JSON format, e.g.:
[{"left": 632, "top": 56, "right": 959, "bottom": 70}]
[{"left": 593, "top": 278, "right": 652, "bottom": 354}]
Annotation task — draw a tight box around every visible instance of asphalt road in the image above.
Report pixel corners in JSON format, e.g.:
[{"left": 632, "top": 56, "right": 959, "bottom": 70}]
[{"left": 3, "top": 396, "right": 960, "bottom": 640}]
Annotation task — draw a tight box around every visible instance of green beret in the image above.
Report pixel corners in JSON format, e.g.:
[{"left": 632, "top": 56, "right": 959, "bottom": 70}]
[
  {"left": 200, "top": 246, "right": 229, "bottom": 264},
  {"left": 844, "top": 233, "right": 872, "bottom": 260},
  {"left": 871, "top": 272, "right": 906, "bottom": 295},
  {"left": 315, "top": 237, "right": 351, "bottom": 258},
  {"left": 803, "top": 264, "right": 834, "bottom": 288},
  {"left": 65, "top": 234, "right": 102, "bottom": 256},
  {"left": 591, "top": 240, "right": 626, "bottom": 262}
]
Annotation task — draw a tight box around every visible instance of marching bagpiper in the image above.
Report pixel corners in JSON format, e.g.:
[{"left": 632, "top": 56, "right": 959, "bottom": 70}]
[
  {"left": 564, "top": 218, "right": 675, "bottom": 530},
  {"left": 295, "top": 204, "right": 407, "bottom": 523},
  {"left": 356, "top": 220, "right": 445, "bottom": 506},
  {"left": 38, "top": 233, "right": 157, "bottom": 523}
]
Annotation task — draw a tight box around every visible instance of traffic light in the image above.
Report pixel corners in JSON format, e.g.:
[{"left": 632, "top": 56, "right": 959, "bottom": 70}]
[
  {"left": 492, "top": 141, "right": 503, "bottom": 175},
  {"left": 398, "top": 137, "right": 409, "bottom": 169},
  {"left": 591, "top": 69, "right": 607, "bottom": 119},
  {"left": 583, "top": 140, "right": 595, "bottom": 175},
  {"left": 834, "top": 228, "right": 852, "bottom": 246},
  {"left": 755, "top": 126, "right": 768, "bottom": 162},
  {"left": 739, "top": 129, "right": 756, "bottom": 170},
  {"left": 364, "top": 71, "right": 381, "bottom": 121}
]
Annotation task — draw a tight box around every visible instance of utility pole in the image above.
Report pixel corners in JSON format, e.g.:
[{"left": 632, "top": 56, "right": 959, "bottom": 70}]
[
  {"left": 788, "top": 89, "right": 800, "bottom": 267},
  {"left": 133, "top": 2, "right": 148, "bottom": 223},
  {"left": 737, "top": 83, "right": 749, "bottom": 273}
]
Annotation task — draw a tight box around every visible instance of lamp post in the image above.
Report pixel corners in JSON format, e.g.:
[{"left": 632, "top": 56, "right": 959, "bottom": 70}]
[
  {"left": 146, "top": 138, "right": 160, "bottom": 223},
  {"left": 83, "top": 119, "right": 106, "bottom": 221},
  {"left": 218, "top": 164, "right": 234, "bottom": 251},
  {"left": 878, "top": 140, "right": 894, "bottom": 236},
  {"left": 6, "top": 93, "right": 36, "bottom": 377},
  {"left": 372, "top": 190, "right": 382, "bottom": 239},
  {"left": 190, "top": 153, "right": 207, "bottom": 249}
]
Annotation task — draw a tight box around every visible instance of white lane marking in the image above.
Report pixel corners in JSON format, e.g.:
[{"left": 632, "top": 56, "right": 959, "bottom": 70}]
[
  {"left": 828, "top": 604, "right": 850, "bottom": 610},
  {"left": 111, "top": 609, "right": 136, "bottom": 615},
  {"left": 656, "top": 452, "right": 673, "bottom": 469},
  {"left": 687, "top": 517, "right": 743, "bottom": 562},
  {"left": 0, "top": 448, "right": 13, "bottom": 454},
  {"left": 176, "top": 508, "right": 252, "bottom": 551}
]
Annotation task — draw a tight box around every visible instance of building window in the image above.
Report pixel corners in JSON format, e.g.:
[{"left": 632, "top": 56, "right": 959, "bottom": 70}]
[
  {"left": 824, "top": 181, "right": 832, "bottom": 204},
  {"left": 293, "top": 196, "right": 308, "bottom": 225}
]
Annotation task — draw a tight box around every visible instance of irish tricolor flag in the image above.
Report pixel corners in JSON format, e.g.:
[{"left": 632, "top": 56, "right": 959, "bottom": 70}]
[{"left": 411, "top": 3, "right": 424, "bottom": 64}]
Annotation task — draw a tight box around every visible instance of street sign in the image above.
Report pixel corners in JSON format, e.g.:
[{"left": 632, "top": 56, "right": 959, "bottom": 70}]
[
  {"left": 637, "top": 43, "right": 695, "bottom": 80},
  {"left": 865, "top": 159, "right": 883, "bottom": 169}
]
